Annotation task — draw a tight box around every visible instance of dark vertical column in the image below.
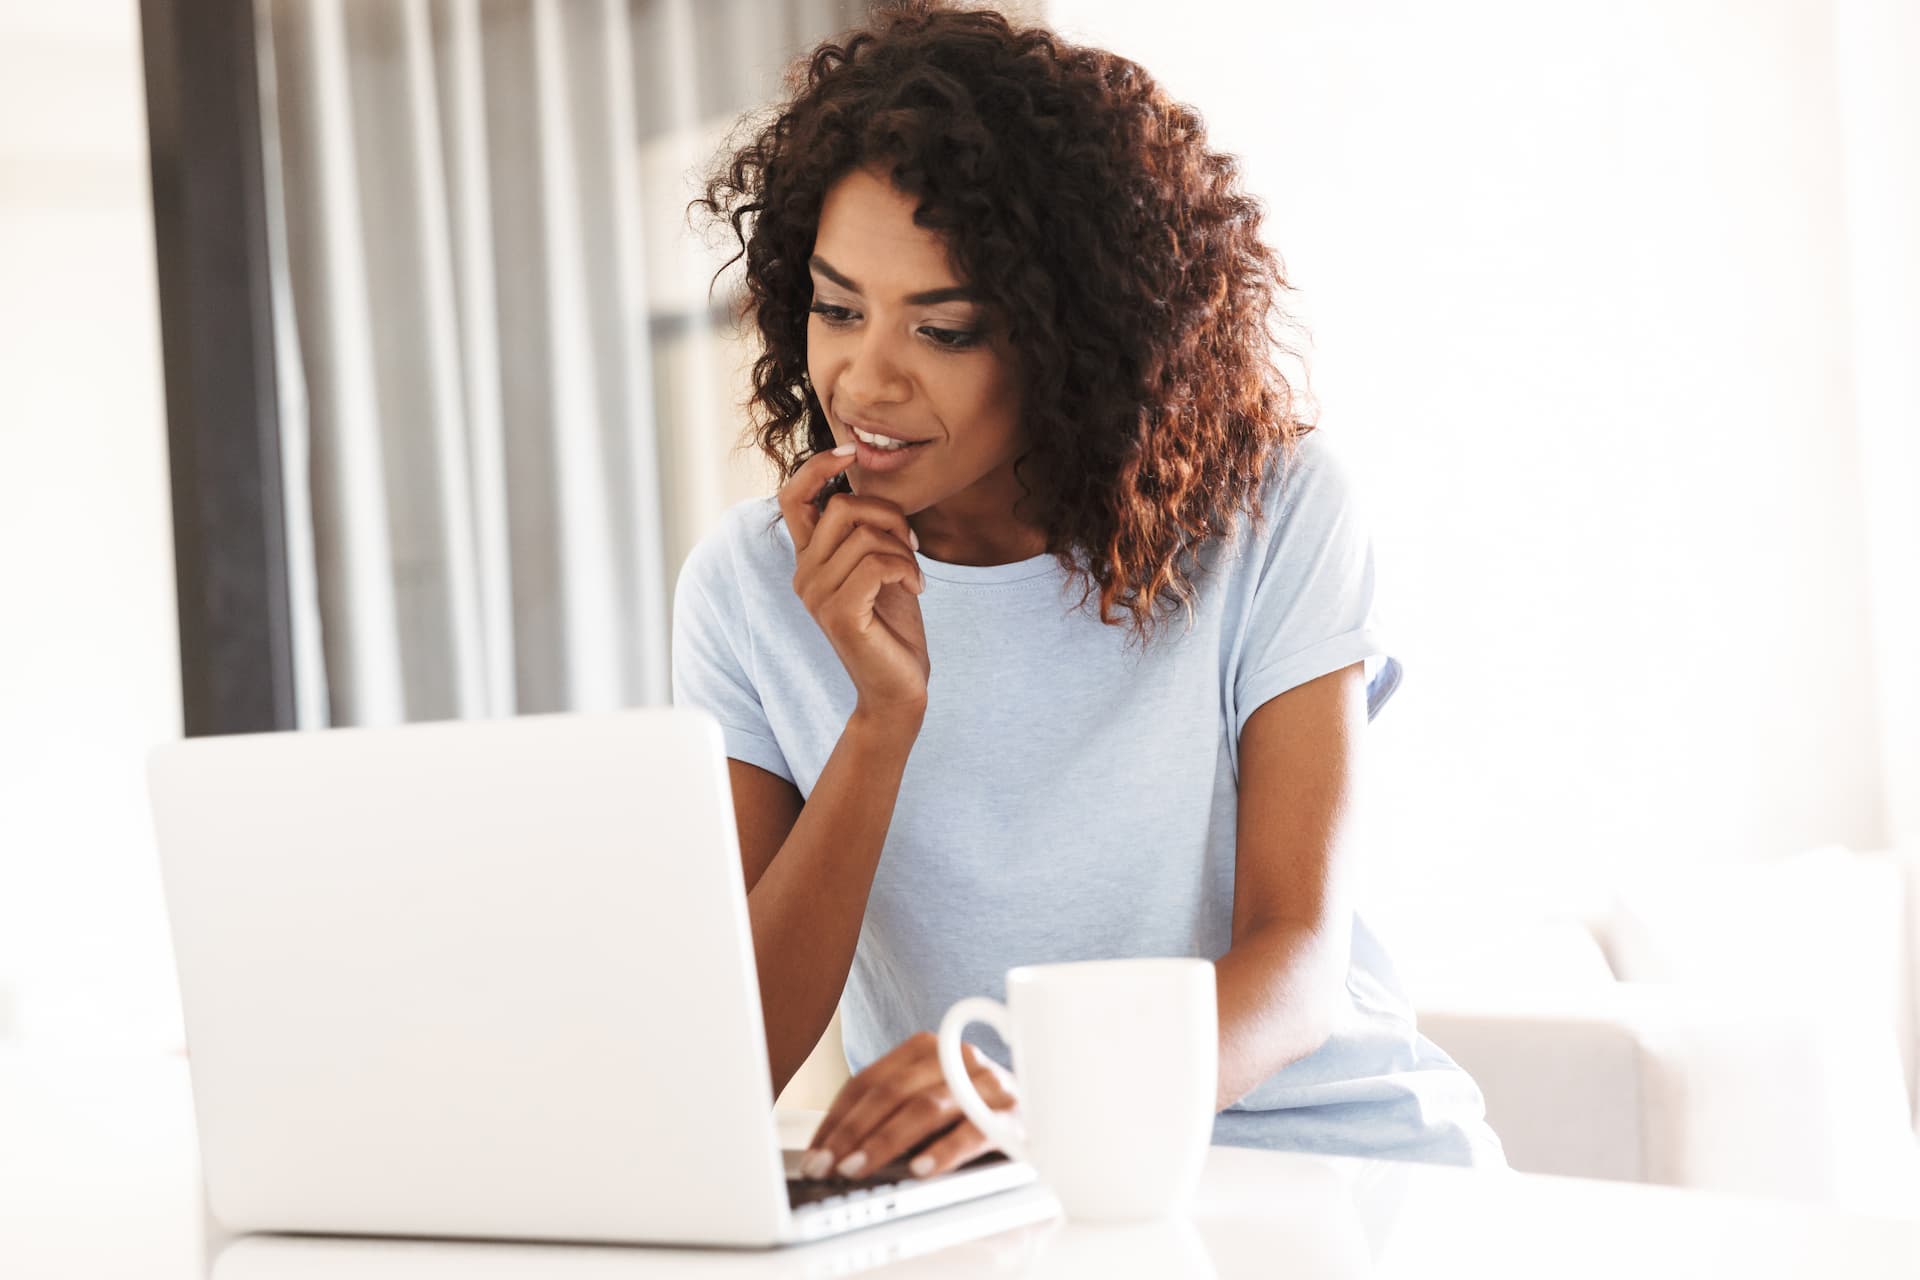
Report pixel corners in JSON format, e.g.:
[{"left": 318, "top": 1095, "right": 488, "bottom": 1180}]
[{"left": 140, "top": 0, "right": 297, "bottom": 736}]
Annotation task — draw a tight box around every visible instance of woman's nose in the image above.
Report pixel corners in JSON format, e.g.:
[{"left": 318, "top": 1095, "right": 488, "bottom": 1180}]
[{"left": 839, "top": 330, "right": 912, "bottom": 403}]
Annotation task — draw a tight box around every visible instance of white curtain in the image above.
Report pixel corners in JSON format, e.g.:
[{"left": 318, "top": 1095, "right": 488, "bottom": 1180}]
[{"left": 257, "top": 0, "right": 869, "bottom": 727}]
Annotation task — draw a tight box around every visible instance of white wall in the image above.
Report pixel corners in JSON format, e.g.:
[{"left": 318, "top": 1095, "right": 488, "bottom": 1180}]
[
  {"left": 0, "top": 1, "right": 184, "bottom": 1047},
  {"left": 0, "top": 0, "right": 1904, "bottom": 1046},
  {"left": 1048, "top": 0, "right": 1895, "bottom": 904},
  {"left": 1835, "top": 0, "right": 1920, "bottom": 857}
]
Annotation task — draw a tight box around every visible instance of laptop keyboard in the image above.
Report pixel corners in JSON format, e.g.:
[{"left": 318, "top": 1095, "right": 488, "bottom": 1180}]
[
  {"left": 787, "top": 1159, "right": 915, "bottom": 1210},
  {"left": 786, "top": 1150, "right": 1009, "bottom": 1210}
]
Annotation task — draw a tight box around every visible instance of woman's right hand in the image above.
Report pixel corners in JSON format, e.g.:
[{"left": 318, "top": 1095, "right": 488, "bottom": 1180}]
[{"left": 777, "top": 447, "right": 930, "bottom": 725}]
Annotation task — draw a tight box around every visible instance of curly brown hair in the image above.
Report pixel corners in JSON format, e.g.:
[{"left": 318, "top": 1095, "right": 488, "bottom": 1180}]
[{"left": 694, "top": 0, "right": 1315, "bottom": 643}]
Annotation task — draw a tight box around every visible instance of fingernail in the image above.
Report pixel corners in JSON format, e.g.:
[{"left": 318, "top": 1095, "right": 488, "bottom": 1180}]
[
  {"left": 909, "top": 528, "right": 920, "bottom": 551},
  {"left": 835, "top": 1151, "right": 868, "bottom": 1178},
  {"left": 832, "top": 443, "right": 856, "bottom": 456},
  {"left": 909, "top": 1155, "right": 934, "bottom": 1178},
  {"left": 801, "top": 1149, "right": 833, "bottom": 1180}
]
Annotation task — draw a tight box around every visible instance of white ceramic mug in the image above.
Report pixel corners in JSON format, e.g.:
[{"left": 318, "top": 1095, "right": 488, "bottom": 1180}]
[{"left": 936, "top": 957, "right": 1217, "bottom": 1222}]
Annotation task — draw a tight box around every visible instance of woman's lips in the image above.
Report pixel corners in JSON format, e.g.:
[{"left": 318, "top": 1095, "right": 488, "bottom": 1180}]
[{"left": 852, "top": 435, "right": 931, "bottom": 474}]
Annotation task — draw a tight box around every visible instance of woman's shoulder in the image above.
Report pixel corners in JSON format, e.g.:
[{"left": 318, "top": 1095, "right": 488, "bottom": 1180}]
[
  {"left": 1209, "top": 430, "right": 1366, "bottom": 567},
  {"left": 674, "top": 493, "right": 794, "bottom": 607},
  {"left": 1253, "top": 429, "right": 1362, "bottom": 517}
]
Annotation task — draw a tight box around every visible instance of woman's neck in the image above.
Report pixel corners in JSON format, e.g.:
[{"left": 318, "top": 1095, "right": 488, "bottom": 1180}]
[{"left": 908, "top": 503, "right": 1048, "bottom": 567}]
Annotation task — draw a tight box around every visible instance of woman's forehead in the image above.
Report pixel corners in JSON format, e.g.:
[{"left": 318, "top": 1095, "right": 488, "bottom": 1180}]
[{"left": 814, "top": 168, "right": 966, "bottom": 294}]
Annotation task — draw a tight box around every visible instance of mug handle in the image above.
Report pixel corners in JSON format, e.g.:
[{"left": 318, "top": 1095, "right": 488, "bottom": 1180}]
[{"left": 936, "top": 996, "right": 1029, "bottom": 1163}]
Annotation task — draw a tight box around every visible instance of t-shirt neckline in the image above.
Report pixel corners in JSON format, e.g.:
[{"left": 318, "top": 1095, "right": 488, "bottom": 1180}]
[{"left": 915, "top": 547, "right": 1063, "bottom": 585}]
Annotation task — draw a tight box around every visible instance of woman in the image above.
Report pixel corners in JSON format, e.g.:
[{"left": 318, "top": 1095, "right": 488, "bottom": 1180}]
[{"left": 678, "top": 1, "right": 1503, "bottom": 1180}]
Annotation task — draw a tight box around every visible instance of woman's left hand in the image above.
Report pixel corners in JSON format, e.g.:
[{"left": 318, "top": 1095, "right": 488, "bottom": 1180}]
[{"left": 799, "top": 1032, "right": 1019, "bottom": 1181}]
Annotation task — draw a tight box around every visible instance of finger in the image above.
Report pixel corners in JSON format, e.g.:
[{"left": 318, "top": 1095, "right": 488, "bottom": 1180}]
[
  {"left": 956, "top": 1042, "right": 1018, "bottom": 1109},
  {"left": 796, "top": 494, "right": 918, "bottom": 577},
  {"left": 907, "top": 1119, "right": 1000, "bottom": 1179},
  {"left": 967, "top": 1064, "right": 1017, "bottom": 1111},
  {"left": 804, "top": 1034, "right": 933, "bottom": 1170},
  {"left": 805, "top": 528, "right": 924, "bottom": 610},
  {"left": 847, "top": 1087, "right": 966, "bottom": 1177},
  {"left": 806, "top": 1072, "right": 875, "bottom": 1173},
  {"left": 827, "top": 1045, "right": 1016, "bottom": 1179},
  {"left": 819, "top": 1058, "right": 950, "bottom": 1178},
  {"left": 821, "top": 557, "right": 926, "bottom": 637},
  {"left": 775, "top": 445, "right": 857, "bottom": 555},
  {"left": 809, "top": 1039, "right": 949, "bottom": 1177}
]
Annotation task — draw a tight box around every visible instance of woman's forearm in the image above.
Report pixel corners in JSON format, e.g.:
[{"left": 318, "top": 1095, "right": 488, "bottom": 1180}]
[
  {"left": 1211, "top": 920, "right": 1348, "bottom": 1109},
  {"left": 748, "top": 707, "right": 921, "bottom": 1094}
]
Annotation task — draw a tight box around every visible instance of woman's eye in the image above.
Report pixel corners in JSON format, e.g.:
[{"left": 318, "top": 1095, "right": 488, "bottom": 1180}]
[
  {"left": 809, "top": 302, "right": 978, "bottom": 352},
  {"left": 922, "top": 327, "right": 981, "bottom": 350}
]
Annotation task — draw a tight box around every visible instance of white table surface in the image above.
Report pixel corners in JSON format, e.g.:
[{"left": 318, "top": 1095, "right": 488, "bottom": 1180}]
[{"left": 4, "top": 1050, "right": 1916, "bottom": 1279}]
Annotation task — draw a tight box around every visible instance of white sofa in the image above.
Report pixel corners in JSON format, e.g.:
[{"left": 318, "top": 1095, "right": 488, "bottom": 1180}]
[
  {"left": 781, "top": 847, "right": 1920, "bottom": 1217},
  {"left": 1383, "top": 846, "right": 1920, "bottom": 1217}
]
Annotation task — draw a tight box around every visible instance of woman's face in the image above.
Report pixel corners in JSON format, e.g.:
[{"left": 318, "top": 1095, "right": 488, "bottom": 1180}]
[{"left": 806, "top": 165, "right": 1026, "bottom": 526}]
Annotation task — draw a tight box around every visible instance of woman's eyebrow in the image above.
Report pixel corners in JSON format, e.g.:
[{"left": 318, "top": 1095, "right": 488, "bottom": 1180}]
[{"left": 809, "top": 255, "right": 977, "bottom": 305}]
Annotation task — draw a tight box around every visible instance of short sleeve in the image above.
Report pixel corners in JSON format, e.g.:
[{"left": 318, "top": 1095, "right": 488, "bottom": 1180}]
[
  {"left": 670, "top": 532, "right": 796, "bottom": 785},
  {"left": 1231, "top": 436, "right": 1395, "bottom": 740}
]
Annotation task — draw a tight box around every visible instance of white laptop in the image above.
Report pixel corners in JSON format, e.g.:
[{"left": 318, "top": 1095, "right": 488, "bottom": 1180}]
[{"left": 147, "top": 707, "right": 1039, "bottom": 1248}]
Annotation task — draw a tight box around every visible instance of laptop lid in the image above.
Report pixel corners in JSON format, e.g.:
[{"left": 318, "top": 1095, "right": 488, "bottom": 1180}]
[{"left": 149, "top": 708, "right": 792, "bottom": 1246}]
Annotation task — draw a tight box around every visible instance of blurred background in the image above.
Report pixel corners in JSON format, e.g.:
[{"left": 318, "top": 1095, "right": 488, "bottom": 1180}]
[{"left": 1, "top": 0, "right": 1915, "bottom": 1211}]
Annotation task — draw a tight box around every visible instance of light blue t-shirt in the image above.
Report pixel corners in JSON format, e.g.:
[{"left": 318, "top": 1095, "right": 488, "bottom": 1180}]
[{"left": 671, "top": 433, "right": 1503, "bottom": 1167}]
